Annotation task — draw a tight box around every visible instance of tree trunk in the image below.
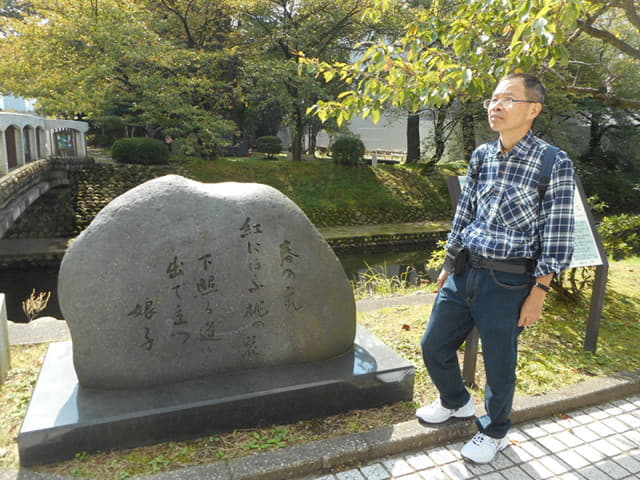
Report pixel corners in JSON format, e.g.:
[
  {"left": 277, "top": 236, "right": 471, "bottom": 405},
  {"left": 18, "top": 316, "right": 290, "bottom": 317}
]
[
  {"left": 462, "top": 106, "right": 476, "bottom": 161},
  {"left": 291, "top": 107, "right": 304, "bottom": 161},
  {"left": 588, "top": 111, "right": 602, "bottom": 159},
  {"left": 432, "top": 108, "right": 447, "bottom": 163},
  {"left": 308, "top": 123, "right": 318, "bottom": 157},
  {"left": 406, "top": 113, "right": 420, "bottom": 163}
]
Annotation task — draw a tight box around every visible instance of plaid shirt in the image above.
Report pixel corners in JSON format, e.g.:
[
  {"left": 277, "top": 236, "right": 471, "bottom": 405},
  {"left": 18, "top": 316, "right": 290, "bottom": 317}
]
[{"left": 447, "top": 131, "right": 575, "bottom": 278}]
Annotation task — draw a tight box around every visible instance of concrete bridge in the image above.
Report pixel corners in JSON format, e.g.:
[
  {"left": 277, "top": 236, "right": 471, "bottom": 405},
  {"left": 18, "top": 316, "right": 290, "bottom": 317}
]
[{"left": 0, "top": 112, "right": 91, "bottom": 238}]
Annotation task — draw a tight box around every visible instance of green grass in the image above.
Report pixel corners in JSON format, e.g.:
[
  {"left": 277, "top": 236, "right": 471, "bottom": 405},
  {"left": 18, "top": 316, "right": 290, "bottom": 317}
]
[
  {"left": 180, "top": 157, "right": 453, "bottom": 218},
  {"left": 2, "top": 258, "right": 639, "bottom": 478}
]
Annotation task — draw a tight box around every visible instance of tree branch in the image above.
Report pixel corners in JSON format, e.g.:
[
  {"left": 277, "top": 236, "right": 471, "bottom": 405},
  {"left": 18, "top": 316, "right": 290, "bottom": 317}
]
[
  {"left": 158, "top": 0, "right": 197, "bottom": 49},
  {"left": 563, "top": 85, "right": 640, "bottom": 109},
  {"left": 577, "top": 18, "right": 640, "bottom": 59},
  {"left": 621, "top": 0, "right": 640, "bottom": 31}
]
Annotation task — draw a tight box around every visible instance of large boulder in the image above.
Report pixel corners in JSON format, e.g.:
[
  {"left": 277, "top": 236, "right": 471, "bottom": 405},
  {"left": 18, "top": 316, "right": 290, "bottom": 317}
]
[{"left": 58, "top": 175, "right": 355, "bottom": 389}]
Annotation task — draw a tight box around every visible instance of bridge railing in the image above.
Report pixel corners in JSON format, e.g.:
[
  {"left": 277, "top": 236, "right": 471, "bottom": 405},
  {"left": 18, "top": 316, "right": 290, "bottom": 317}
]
[{"left": 0, "top": 157, "right": 94, "bottom": 238}]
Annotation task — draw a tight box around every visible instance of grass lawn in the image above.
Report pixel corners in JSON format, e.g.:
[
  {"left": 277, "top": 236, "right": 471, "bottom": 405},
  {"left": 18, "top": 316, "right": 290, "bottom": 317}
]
[
  {"left": 1, "top": 258, "right": 639, "bottom": 479},
  {"left": 180, "top": 156, "right": 454, "bottom": 219}
]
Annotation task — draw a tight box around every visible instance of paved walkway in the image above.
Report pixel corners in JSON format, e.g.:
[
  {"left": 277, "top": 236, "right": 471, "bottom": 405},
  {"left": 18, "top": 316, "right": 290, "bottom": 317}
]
[{"left": 299, "top": 395, "right": 640, "bottom": 480}]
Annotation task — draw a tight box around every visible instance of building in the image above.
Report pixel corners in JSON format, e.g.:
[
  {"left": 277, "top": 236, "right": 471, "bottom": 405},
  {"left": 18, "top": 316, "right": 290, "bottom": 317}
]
[{"left": 0, "top": 95, "right": 89, "bottom": 175}]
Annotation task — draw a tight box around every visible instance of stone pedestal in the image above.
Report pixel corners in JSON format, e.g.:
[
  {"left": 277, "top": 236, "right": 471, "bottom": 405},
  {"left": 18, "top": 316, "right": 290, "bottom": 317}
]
[
  {"left": 18, "top": 325, "right": 414, "bottom": 466},
  {"left": 0, "top": 293, "right": 10, "bottom": 385}
]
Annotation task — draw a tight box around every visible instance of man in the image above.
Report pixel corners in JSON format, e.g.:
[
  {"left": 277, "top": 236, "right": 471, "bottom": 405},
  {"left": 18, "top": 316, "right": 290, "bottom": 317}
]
[{"left": 417, "top": 73, "right": 575, "bottom": 463}]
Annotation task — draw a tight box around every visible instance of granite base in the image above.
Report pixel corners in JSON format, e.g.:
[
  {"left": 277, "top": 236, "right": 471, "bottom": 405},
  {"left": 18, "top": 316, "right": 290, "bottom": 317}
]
[{"left": 18, "top": 325, "right": 414, "bottom": 466}]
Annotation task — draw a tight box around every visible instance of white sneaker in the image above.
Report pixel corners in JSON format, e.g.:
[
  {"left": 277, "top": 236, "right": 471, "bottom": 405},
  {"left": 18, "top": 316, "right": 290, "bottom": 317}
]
[
  {"left": 460, "top": 432, "right": 510, "bottom": 463},
  {"left": 416, "top": 396, "right": 475, "bottom": 424}
]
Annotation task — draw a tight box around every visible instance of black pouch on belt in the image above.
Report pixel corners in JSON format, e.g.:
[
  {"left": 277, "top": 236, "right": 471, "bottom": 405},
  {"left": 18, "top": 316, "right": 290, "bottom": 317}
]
[{"left": 444, "top": 245, "right": 469, "bottom": 275}]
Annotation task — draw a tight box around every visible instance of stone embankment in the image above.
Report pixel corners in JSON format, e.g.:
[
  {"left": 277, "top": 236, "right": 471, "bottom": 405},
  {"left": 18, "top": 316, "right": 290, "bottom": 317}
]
[{"left": 2, "top": 162, "right": 450, "bottom": 266}]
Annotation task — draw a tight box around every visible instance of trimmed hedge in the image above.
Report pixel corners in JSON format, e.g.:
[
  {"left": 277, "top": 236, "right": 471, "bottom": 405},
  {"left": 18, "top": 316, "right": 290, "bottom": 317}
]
[
  {"left": 331, "top": 136, "right": 365, "bottom": 165},
  {"left": 111, "top": 137, "right": 170, "bottom": 165},
  {"left": 255, "top": 136, "right": 282, "bottom": 159}
]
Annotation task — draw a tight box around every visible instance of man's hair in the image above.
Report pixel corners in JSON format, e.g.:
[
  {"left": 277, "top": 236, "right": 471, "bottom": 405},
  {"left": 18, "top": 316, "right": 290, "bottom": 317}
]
[{"left": 503, "top": 73, "right": 546, "bottom": 104}]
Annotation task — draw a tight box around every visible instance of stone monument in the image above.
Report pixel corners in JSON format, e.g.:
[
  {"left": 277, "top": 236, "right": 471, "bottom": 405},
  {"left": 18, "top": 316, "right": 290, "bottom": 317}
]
[
  {"left": 18, "top": 175, "right": 414, "bottom": 466},
  {"left": 58, "top": 176, "right": 356, "bottom": 388}
]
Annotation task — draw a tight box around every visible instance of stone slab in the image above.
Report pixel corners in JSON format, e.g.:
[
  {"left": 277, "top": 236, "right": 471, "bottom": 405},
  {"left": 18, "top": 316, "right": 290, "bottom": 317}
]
[
  {"left": 8, "top": 317, "right": 70, "bottom": 346},
  {"left": 18, "top": 325, "right": 414, "bottom": 467},
  {"left": 0, "top": 294, "right": 10, "bottom": 384}
]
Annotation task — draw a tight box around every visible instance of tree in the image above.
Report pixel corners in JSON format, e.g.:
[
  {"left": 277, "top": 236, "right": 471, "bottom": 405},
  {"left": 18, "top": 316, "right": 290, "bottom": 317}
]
[
  {"left": 238, "top": 0, "right": 377, "bottom": 161},
  {"left": 0, "top": 0, "right": 33, "bottom": 20},
  {"left": 0, "top": 0, "right": 237, "bottom": 156},
  {"left": 305, "top": 0, "right": 639, "bottom": 157},
  {"left": 555, "top": 0, "right": 640, "bottom": 110}
]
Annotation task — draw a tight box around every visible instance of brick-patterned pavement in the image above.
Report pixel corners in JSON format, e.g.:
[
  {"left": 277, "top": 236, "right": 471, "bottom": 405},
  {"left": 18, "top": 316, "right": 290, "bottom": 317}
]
[{"left": 302, "top": 395, "right": 640, "bottom": 480}]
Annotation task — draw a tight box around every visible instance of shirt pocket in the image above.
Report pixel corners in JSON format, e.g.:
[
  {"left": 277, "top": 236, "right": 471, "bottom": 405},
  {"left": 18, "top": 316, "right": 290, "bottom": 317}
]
[
  {"left": 477, "top": 183, "right": 499, "bottom": 220},
  {"left": 497, "top": 185, "right": 539, "bottom": 232}
]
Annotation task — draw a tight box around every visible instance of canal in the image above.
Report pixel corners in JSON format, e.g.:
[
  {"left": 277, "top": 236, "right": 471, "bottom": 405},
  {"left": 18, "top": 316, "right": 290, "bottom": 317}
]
[{"left": 1, "top": 244, "right": 438, "bottom": 323}]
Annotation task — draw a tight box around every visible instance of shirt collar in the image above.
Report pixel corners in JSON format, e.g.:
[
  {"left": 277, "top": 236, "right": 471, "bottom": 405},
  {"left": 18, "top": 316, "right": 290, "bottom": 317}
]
[{"left": 501, "top": 130, "right": 536, "bottom": 160}]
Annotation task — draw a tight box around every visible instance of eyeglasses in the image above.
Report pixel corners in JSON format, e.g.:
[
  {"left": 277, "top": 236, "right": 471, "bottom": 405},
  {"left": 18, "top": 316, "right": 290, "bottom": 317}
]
[{"left": 483, "top": 98, "right": 539, "bottom": 109}]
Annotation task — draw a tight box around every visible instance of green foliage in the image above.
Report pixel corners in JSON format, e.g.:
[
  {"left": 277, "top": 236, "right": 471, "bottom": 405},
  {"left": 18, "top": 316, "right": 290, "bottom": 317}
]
[
  {"left": 111, "top": 138, "right": 169, "bottom": 165},
  {"left": 305, "top": 0, "right": 585, "bottom": 126},
  {"left": 426, "top": 240, "right": 447, "bottom": 272},
  {"left": 330, "top": 136, "right": 365, "bottom": 165},
  {"left": 149, "top": 455, "right": 170, "bottom": 473},
  {"left": 255, "top": 136, "right": 282, "bottom": 159},
  {"left": 576, "top": 153, "right": 640, "bottom": 214},
  {"left": 89, "top": 115, "right": 125, "bottom": 147},
  {"left": 598, "top": 214, "right": 640, "bottom": 260},
  {"left": 243, "top": 427, "right": 289, "bottom": 451},
  {"left": 351, "top": 263, "right": 429, "bottom": 300}
]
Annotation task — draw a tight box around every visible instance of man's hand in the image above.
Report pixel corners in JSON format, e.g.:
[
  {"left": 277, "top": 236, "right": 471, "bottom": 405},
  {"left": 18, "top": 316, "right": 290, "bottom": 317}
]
[
  {"left": 518, "top": 275, "right": 553, "bottom": 327},
  {"left": 436, "top": 269, "right": 449, "bottom": 292},
  {"left": 518, "top": 290, "right": 545, "bottom": 327}
]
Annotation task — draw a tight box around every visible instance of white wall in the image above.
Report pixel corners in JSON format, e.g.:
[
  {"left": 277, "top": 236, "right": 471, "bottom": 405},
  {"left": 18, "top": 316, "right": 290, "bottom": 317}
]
[{"left": 0, "top": 95, "right": 36, "bottom": 113}]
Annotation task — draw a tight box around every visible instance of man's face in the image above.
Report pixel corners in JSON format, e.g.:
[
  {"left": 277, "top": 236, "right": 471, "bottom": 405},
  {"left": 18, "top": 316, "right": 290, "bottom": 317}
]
[{"left": 487, "top": 77, "right": 541, "bottom": 134}]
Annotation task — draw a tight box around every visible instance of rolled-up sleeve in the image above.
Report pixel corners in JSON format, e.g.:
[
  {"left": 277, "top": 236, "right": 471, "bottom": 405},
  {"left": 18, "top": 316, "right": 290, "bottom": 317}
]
[{"left": 535, "top": 152, "right": 575, "bottom": 277}]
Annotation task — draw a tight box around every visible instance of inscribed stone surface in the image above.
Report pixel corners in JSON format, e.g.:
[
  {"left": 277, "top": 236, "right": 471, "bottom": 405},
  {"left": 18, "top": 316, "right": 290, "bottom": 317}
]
[{"left": 58, "top": 175, "right": 356, "bottom": 388}]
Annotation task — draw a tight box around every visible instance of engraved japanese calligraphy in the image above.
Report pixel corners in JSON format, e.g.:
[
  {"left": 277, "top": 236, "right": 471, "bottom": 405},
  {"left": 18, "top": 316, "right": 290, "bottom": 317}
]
[{"left": 59, "top": 175, "right": 356, "bottom": 389}]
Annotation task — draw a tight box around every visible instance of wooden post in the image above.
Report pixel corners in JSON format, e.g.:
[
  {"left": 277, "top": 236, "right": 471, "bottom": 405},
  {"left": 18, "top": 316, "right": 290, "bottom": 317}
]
[
  {"left": 462, "top": 328, "right": 479, "bottom": 387},
  {"left": 0, "top": 293, "right": 10, "bottom": 385},
  {"left": 584, "top": 264, "right": 608, "bottom": 352}
]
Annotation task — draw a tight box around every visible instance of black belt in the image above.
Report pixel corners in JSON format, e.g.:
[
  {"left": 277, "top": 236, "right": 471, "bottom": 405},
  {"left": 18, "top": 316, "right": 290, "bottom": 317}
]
[{"left": 469, "top": 253, "right": 534, "bottom": 274}]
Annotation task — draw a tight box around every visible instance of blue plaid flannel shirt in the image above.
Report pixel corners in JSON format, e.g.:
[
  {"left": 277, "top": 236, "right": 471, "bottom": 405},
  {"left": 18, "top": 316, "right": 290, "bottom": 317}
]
[{"left": 447, "top": 130, "right": 575, "bottom": 278}]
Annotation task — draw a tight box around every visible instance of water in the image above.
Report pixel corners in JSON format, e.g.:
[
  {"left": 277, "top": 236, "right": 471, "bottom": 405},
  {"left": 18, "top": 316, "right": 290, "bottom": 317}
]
[
  {"left": 339, "top": 247, "right": 437, "bottom": 286},
  {"left": 1, "top": 266, "right": 63, "bottom": 323},
  {"left": 0, "top": 246, "right": 437, "bottom": 323}
]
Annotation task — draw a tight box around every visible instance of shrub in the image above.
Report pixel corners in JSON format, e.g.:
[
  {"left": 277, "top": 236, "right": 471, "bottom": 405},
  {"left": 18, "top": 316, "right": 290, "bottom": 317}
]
[
  {"left": 598, "top": 213, "right": 640, "bottom": 259},
  {"left": 89, "top": 115, "right": 125, "bottom": 147},
  {"left": 255, "top": 136, "right": 282, "bottom": 159},
  {"left": 111, "top": 138, "right": 170, "bottom": 165},
  {"left": 331, "top": 136, "right": 365, "bottom": 165}
]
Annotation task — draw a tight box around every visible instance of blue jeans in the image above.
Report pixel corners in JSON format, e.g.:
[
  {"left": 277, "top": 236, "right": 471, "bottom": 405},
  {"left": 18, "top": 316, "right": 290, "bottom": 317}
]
[{"left": 421, "top": 264, "right": 533, "bottom": 439}]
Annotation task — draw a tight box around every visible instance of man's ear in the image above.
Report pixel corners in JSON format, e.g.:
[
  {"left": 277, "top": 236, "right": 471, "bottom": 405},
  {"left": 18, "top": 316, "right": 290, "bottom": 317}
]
[{"left": 528, "top": 102, "right": 543, "bottom": 120}]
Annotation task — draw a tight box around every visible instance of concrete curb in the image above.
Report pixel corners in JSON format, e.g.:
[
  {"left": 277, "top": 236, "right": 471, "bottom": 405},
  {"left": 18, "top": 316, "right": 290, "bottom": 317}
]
[
  {"left": 132, "top": 369, "right": 640, "bottom": 480},
  {"left": 2, "top": 371, "right": 639, "bottom": 480}
]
